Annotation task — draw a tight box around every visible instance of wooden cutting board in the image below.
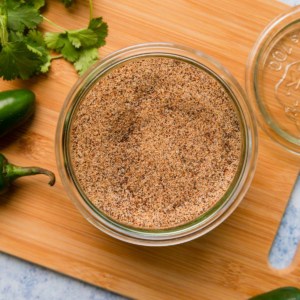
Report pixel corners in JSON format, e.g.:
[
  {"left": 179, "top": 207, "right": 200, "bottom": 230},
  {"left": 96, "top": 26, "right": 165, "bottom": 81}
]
[{"left": 1, "top": 0, "right": 300, "bottom": 299}]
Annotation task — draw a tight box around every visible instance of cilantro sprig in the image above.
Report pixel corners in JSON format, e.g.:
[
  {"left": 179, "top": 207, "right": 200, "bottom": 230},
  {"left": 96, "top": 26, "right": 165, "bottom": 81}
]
[
  {"left": 44, "top": 17, "right": 107, "bottom": 75},
  {"left": 0, "top": 0, "right": 108, "bottom": 80}
]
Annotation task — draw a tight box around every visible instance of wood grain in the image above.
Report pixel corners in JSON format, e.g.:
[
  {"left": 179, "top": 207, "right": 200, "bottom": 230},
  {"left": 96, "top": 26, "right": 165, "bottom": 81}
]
[{"left": 1, "top": 0, "right": 300, "bottom": 299}]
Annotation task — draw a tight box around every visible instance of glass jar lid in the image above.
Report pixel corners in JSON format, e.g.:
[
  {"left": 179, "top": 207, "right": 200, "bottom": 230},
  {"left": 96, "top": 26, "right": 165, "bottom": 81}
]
[{"left": 247, "top": 6, "right": 300, "bottom": 154}]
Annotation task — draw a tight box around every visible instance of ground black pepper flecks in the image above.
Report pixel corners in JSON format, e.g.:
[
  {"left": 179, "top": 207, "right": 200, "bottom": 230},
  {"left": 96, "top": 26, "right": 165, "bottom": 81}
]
[{"left": 70, "top": 57, "right": 242, "bottom": 229}]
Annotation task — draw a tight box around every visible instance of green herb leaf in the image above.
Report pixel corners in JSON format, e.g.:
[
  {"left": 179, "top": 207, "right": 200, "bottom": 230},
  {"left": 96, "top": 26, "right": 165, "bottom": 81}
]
[
  {"left": 74, "top": 47, "right": 99, "bottom": 75},
  {"left": 44, "top": 32, "right": 63, "bottom": 49},
  {"left": 88, "top": 17, "right": 108, "bottom": 47},
  {"left": 27, "top": 0, "right": 46, "bottom": 10},
  {"left": 26, "top": 30, "right": 51, "bottom": 73},
  {"left": 8, "top": 31, "right": 24, "bottom": 42},
  {"left": 68, "top": 28, "right": 98, "bottom": 48},
  {"left": 7, "top": 30, "right": 50, "bottom": 74},
  {"left": 0, "top": 41, "right": 41, "bottom": 80},
  {"left": 60, "top": 35, "right": 79, "bottom": 62},
  {"left": 26, "top": 29, "right": 45, "bottom": 48},
  {"left": 6, "top": 0, "right": 43, "bottom": 32},
  {"left": 45, "top": 32, "right": 79, "bottom": 62}
]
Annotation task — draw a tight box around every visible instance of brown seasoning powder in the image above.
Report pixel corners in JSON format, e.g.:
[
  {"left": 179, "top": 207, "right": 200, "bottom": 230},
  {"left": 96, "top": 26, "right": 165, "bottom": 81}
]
[{"left": 70, "top": 57, "right": 242, "bottom": 229}]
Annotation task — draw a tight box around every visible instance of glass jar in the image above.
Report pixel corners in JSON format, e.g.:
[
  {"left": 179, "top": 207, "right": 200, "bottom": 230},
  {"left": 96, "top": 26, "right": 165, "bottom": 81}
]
[
  {"left": 246, "top": 6, "right": 300, "bottom": 154},
  {"left": 56, "top": 43, "right": 258, "bottom": 246}
]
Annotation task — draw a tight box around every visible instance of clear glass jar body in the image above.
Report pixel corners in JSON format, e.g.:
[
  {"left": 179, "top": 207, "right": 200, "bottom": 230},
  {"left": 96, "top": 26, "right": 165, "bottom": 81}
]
[{"left": 56, "top": 43, "right": 258, "bottom": 246}]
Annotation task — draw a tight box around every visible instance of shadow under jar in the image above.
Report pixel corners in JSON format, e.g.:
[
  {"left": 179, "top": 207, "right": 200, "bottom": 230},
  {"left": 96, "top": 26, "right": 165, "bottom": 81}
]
[{"left": 56, "top": 43, "right": 257, "bottom": 246}]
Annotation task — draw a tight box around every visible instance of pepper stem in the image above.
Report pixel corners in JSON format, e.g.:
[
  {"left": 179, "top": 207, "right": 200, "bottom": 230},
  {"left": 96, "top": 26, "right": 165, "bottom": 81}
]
[{"left": 6, "top": 164, "right": 56, "bottom": 186}]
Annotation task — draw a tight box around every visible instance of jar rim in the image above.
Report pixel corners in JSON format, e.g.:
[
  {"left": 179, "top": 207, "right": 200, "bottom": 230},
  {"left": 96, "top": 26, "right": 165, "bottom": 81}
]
[{"left": 56, "top": 42, "right": 258, "bottom": 246}]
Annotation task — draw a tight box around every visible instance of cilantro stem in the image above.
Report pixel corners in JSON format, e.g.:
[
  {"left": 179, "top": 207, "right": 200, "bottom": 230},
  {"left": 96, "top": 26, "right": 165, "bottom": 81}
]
[
  {"left": 0, "top": 16, "right": 8, "bottom": 45},
  {"left": 42, "top": 16, "right": 67, "bottom": 31},
  {"left": 89, "top": 0, "right": 93, "bottom": 20},
  {"left": 50, "top": 55, "right": 63, "bottom": 60}
]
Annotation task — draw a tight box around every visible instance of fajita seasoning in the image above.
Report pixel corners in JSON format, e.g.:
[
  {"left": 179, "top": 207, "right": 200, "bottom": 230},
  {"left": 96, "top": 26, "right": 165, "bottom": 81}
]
[{"left": 70, "top": 57, "right": 242, "bottom": 229}]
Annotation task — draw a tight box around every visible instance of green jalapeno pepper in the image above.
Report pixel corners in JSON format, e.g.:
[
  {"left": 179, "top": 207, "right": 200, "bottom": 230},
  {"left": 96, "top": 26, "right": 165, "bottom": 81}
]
[
  {"left": 250, "top": 287, "right": 300, "bottom": 300},
  {"left": 0, "top": 89, "right": 35, "bottom": 138}
]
